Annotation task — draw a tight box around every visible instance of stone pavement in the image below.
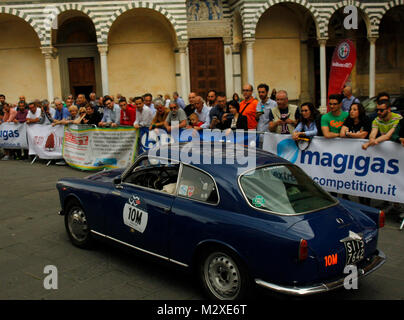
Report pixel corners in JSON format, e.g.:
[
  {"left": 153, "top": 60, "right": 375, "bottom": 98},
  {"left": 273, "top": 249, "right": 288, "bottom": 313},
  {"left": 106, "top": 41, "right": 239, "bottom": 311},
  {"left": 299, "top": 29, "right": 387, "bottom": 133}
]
[{"left": 0, "top": 159, "right": 403, "bottom": 300}]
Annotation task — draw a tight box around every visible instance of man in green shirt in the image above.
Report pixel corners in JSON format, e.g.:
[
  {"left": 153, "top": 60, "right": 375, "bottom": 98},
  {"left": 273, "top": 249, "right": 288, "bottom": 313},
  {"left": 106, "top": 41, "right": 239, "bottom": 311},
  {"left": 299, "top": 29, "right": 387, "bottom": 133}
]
[
  {"left": 321, "top": 94, "right": 349, "bottom": 138},
  {"left": 362, "top": 99, "right": 402, "bottom": 150}
]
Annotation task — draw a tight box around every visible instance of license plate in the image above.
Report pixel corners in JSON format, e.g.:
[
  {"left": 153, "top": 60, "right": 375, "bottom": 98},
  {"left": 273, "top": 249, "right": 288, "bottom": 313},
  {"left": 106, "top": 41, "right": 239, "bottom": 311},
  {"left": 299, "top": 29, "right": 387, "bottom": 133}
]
[{"left": 344, "top": 239, "right": 365, "bottom": 265}]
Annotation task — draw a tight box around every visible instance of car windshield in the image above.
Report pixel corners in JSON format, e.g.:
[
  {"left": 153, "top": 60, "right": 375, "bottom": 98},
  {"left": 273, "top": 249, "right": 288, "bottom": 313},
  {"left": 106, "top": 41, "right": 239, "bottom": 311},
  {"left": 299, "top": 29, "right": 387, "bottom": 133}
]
[{"left": 239, "top": 164, "right": 337, "bottom": 215}]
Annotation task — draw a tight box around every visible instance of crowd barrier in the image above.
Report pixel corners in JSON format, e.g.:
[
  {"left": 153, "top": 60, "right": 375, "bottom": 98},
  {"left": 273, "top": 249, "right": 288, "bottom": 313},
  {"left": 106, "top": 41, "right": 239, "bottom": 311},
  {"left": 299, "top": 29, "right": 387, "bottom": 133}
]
[{"left": 1, "top": 122, "right": 403, "bottom": 204}]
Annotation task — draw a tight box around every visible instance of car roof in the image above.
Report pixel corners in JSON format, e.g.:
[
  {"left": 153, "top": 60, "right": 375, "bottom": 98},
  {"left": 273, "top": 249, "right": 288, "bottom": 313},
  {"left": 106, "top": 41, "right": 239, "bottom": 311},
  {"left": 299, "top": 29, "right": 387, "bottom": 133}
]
[{"left": 147, "top": 141, "right": 290, "bottom": 178}]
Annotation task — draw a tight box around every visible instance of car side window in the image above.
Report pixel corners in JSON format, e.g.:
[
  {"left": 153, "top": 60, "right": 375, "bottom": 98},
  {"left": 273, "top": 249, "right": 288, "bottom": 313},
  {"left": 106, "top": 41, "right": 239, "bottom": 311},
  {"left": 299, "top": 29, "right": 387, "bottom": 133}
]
[
  {"left": 177, "top": 165, "right": 218, "bottom": 204},
  {"left": 123, "top": 157, "right": 179, "bottom": 194}
]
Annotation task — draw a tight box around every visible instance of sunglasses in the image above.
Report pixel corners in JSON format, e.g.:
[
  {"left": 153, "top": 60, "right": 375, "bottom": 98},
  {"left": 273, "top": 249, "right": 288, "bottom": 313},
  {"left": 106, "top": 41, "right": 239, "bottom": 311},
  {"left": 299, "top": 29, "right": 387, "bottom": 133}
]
[
  {"left": 329, "top": 103, "right": 339, "bottom": 106},
  {"left": 376, "top": 108, "right": 387, "bottom": 113}
]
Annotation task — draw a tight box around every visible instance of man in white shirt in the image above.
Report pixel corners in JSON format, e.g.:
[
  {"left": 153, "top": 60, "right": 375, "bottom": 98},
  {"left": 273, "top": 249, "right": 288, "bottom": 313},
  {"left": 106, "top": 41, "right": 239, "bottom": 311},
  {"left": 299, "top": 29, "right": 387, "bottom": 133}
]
[
  {"left": 256, "top": 83, "right": 277, "bottom": 132},
  {"left": 143, "top": 93, "right": 156, "bottom": 116},
  {"left": 194, "top": 96, "right": 211, "bottom": 129},
  {"left": 133, "top": 96, "right": 154, "bottom": 129},
  {"left": 26, "top": 101, "right": 43, "bottom": 124}
]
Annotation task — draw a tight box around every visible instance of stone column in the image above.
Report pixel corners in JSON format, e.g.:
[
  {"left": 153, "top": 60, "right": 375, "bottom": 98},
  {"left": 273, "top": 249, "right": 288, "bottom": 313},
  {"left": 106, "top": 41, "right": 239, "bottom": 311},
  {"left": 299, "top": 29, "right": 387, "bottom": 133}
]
[
  {"left": 41, "top": 46, "right": 55, "bottom": 102},
  {"left": 299, "top": 33, "right": 311, "bottom": 104},
  {"left": 318, "top": 38, "right": 328, "bottom": 113},
  {"left": 244, "top": 39, "right": 255, "bottom": 87},
  {"left": 368, "top": 36, "right": 377, "bottom": 98},
  {"left": 232, "top": 43, "right": 242, "bottom": 95},
  {"left": 98, "top": 44, "right": 109, "bottom": 96},
  {"left": 223, "top": 38, "right": 234, "bottom": 98},
  {"left": 176, "top": 41, "right": 189, "bottom": 102}
]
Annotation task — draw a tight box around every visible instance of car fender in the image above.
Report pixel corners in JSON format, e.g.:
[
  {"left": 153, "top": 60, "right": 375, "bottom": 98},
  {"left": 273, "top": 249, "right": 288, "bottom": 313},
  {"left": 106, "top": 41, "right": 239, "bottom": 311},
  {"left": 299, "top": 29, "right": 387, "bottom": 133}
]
[
  {"left": 191, "top": 239, "right": 250, "bottom": 273},
  {"left": 62, "top": 193, "right": 85, "bottom": 213}
]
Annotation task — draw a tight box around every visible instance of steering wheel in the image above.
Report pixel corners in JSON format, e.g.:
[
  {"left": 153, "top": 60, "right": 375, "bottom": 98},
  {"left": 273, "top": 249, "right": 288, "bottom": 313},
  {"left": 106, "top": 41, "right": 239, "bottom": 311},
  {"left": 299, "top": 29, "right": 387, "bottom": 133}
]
[
  {"left": 142, "top": 172, "right": 159, "bottom": 188},
  {"left": 154, "top": 169, "right": 171, "bottom": 190}
]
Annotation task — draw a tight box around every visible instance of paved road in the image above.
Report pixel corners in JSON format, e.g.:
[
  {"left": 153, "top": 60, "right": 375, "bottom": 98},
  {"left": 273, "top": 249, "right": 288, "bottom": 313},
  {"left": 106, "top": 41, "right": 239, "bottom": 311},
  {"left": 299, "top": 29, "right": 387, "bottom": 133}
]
[{"left": 0, "top": 159, "right": 403, "bottom": 300}]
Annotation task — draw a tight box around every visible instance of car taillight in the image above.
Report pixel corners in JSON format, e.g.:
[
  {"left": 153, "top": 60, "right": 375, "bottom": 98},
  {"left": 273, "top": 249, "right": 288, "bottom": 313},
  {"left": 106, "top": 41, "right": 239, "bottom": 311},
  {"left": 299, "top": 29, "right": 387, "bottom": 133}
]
[
  {"left": 379, "top": 210, "right": 385, "bottom": 228},
  {"left": 298, "top": 239, "right": 308, "bottom": 261}
]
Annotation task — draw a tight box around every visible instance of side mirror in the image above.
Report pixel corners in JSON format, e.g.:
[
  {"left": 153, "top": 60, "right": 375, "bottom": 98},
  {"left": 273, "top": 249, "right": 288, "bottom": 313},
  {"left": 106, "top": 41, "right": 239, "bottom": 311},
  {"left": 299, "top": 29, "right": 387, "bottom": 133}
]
[{"left": 113, "top": 177, "right": 122, "bottom": 185}]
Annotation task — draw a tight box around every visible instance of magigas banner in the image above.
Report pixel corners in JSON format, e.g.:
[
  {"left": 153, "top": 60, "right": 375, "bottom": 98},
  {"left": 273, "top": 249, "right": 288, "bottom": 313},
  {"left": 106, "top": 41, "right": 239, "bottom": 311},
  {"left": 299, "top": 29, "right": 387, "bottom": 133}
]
[
  {"left": 63, "top": 125, "right": 139, "bottom": 170},
  {"left": 0, "top": 122, "right": 28, "bottom": 149},
  {"left": 26, "top": 124, "right": 64, "bottom": 159},
  {"left": 263, "top": 132, "right": 404, "bottom": 204},
  {"left": 138, "top": 127, "right": 260, "bottom": 154}
]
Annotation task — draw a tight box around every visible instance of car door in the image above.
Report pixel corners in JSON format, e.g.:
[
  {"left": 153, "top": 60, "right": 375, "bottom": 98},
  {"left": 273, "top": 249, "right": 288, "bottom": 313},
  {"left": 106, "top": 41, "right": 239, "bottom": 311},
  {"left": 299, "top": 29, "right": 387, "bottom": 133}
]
[
  {"left": 169, "top": 164, "right": 221, "bottom": 265},
  {"left": 105, "top": 156, "right": 179, "bottom": 257}
]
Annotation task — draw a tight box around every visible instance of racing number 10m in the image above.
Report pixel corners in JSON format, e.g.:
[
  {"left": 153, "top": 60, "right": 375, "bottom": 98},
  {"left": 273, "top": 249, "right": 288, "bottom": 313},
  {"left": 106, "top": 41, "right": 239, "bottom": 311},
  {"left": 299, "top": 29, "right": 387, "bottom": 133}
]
[
  {"left": 128, "top": 207, "right": 142, "bottom": 225},
  {"left": 324, "top": 254, "right": 338, "bottom": 267}
]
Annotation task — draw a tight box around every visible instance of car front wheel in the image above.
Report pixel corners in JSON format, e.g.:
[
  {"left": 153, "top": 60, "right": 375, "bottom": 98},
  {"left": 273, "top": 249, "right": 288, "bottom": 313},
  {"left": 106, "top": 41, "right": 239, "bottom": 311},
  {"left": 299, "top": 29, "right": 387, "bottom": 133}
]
[
  {"left": 64, "top": 200, "right": 93, "bottom": 248},
  {"left": 199, "top": 248, "right": 251, "bottom": 300}
]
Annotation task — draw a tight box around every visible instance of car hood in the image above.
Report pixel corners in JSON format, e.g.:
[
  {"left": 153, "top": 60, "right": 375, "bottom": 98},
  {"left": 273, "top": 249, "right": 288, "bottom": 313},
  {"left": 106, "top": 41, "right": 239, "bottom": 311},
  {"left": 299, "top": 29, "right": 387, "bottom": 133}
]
[{"left": 85, "top": 168, "right": 125, "bottom": 182}]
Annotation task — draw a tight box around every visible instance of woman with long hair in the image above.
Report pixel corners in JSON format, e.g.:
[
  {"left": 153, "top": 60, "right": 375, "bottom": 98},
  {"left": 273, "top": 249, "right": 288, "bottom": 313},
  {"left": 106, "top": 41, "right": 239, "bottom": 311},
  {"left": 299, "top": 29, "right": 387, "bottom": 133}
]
[
  {"left": 340, "top": 102, "right": 371, "bottom": 139},
  {"left": 292, "top": 102, "right": 319, "bottom": 140}
]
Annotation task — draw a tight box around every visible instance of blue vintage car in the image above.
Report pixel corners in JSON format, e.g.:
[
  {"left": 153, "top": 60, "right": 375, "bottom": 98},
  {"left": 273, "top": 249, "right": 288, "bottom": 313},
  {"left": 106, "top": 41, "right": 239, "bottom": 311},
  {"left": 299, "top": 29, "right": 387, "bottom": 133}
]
[{"left": 56, "top": 142, "right": 386, "bottom": 299}]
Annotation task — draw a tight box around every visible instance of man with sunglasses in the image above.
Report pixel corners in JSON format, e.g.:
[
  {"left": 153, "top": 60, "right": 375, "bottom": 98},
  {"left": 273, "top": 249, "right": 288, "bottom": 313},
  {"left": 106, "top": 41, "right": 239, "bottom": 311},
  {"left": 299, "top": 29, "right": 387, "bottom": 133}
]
[
  {"left": 164, "top": 102, "right": 187, "bottom": 133},
  {"left": 362, "top": 98, "right": 402, "bottom": 150},
  {"left": 321, "top": 94, "right": 348, "bottom": 138}
]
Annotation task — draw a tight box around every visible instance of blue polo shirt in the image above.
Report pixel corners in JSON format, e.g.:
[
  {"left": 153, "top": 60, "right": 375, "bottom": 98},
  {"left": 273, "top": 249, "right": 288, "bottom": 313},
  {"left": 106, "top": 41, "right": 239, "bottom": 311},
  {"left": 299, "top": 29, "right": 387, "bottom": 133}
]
[{"left": 54, "top": 106, "right": 70, "bottom": 120}]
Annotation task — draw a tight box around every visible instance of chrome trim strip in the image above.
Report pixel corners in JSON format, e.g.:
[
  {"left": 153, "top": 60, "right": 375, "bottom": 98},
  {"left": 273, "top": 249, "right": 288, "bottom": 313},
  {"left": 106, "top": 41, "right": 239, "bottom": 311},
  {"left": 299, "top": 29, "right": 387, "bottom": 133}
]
[
  {"left": 90, "top": 230, "right": 189, "bottom": 268},
  {"left": 255, "top": 250, "right": 386, "bottom": 296}
]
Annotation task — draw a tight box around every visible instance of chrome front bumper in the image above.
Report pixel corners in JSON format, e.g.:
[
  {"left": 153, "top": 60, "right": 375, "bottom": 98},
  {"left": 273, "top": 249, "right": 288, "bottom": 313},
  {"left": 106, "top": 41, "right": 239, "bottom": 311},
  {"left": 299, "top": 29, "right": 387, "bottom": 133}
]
[{"left": 255, "top": 250, "right": 386, "bottom": 296}]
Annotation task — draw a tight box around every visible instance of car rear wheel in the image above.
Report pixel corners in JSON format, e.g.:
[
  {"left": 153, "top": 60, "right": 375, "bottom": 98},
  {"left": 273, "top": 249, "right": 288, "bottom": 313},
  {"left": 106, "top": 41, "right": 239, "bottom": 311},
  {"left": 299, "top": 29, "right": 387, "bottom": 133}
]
[
  {"left": 64, "top": 200, "right": 93, "bottom": 248},
  {"left": 199, "top": 248, "right": 251, "bottom": 300}
]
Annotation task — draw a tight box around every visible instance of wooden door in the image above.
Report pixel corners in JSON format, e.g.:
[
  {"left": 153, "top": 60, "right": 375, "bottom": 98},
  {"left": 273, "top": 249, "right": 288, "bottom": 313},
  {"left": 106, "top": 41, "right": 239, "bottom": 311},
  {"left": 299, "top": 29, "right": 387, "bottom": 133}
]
[
  {"left": 68, "top": 57, "right": 96, "bottom": 98},
  {"left": 189, "top": 38, "right": 225, "bottom": 99}
]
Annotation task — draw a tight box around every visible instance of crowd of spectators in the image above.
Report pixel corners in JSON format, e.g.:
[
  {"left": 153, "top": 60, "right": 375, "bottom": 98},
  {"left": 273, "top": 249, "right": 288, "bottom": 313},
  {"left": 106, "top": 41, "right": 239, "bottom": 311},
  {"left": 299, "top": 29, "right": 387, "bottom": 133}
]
[
  {"left": 1, "top": 85, "right": 404, "bottom": 151},
  {"left": 1, "top": 86, "right": 404, "bottom": 215}
]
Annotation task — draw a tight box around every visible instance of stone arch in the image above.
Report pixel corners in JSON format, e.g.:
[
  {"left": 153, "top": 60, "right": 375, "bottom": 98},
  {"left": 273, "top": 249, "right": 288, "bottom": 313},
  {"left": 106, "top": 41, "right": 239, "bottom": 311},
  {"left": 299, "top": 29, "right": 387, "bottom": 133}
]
[
  {"left": 43, "top": 3, "right": 101, "bottom": 45},
  {"left": 246, "top": 0, "right": 323, "bottom": 39},
  {"left": 102, "top": 2, "right": 182, "bottom": 45},
  {"left": 323, "top": 1, "right": 372, "bottom": 38},
  {"left": 0, "top": 7, "right": 44, "bottom": 45},
  {"left": 372, "top": 0, "right": 404, "bottom": 35}
]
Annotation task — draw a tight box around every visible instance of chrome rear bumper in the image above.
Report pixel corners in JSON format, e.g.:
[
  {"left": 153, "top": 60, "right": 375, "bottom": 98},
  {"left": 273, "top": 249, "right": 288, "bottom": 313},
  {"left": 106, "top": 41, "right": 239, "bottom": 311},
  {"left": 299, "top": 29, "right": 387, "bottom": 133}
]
[{"left": 255, "top": 250, "right": 386, "bottom": 296}]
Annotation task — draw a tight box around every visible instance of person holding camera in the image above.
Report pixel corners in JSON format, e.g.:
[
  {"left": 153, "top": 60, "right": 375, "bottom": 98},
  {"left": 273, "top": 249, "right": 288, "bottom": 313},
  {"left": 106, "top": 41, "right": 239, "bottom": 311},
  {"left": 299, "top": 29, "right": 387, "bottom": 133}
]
[
  {"left": 208, "top": 92, "right": 228, "bottom": 130},
  {"left": 268, "top": 90, "right": 300, "bottom": 134},
  {"left": 223, "top": 100, "right": 248, "bottom": 131}
]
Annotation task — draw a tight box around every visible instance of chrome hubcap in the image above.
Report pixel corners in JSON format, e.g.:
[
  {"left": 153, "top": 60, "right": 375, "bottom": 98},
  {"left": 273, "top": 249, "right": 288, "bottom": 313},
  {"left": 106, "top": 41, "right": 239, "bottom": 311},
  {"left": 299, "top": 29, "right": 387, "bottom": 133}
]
[
  {"left": 68, "top": 207, "right": 88, "bottom": 242},
  {"left": 204, "top": 252, "right": 240, "bottom": 299}
]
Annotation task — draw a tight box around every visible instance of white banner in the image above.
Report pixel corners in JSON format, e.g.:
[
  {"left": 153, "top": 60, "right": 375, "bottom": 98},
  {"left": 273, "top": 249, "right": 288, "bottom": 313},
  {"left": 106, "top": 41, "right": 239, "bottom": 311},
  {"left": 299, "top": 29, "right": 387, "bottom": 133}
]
[
  {"left": 262, "top": 132, "right": 404, "bottom": 203},
  {"left": 26, "top": 124, "right": 64, "bottom": 159},
  {"left": 0, "top": 122, "right": 28, "bottom": 149},
  {"left": 63, "top": 125, "right": 139, "bottom": 170}
]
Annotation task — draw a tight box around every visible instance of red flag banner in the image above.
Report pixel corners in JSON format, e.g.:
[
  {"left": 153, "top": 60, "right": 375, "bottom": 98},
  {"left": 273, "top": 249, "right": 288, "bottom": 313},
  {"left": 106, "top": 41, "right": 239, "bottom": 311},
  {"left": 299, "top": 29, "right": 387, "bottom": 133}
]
[{"left": 327, "top": 39, "right": 356, "bottom": 111}]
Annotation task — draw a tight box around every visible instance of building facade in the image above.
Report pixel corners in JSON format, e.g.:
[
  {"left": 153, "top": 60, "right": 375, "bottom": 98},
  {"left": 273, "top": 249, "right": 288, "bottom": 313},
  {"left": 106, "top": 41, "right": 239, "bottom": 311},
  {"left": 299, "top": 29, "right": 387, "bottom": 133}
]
[{"left": 0, "top": 0, "right": 403, "bottom": 110}]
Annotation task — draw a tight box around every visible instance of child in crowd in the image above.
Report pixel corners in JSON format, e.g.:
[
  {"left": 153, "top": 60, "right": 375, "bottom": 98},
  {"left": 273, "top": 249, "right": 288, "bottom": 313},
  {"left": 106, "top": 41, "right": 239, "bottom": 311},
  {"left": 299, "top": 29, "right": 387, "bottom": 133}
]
[{"left": 187, "top": 113, "right": 204, "bottom": 130}]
